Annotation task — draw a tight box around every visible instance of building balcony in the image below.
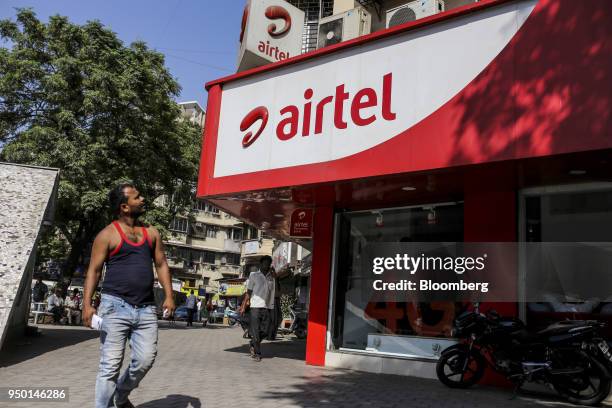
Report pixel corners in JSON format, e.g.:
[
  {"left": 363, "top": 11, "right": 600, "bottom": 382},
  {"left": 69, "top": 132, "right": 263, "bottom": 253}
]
[
  {"left": 240, "top": 238, "right": 274, "bottom": 259},
  {"left": 224, "top": 239, "right": 241, "bottom": 253}
]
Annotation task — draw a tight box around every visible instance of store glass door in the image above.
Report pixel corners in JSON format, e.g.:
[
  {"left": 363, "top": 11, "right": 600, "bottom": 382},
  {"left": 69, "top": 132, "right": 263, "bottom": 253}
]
[{"left": 330, "top": 202, "right": 464, "bottom": 358}]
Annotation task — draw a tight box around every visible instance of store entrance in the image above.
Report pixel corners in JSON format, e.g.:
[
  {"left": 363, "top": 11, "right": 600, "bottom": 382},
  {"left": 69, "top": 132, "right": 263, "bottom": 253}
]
[{"left": 331, "top": 202, "right": 464, "bottom": 357}]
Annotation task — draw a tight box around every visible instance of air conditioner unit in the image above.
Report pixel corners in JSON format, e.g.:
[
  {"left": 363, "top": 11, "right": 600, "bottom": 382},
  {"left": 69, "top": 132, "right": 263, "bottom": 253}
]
[
  {"left": 317, "top": 7, "right": 371, "bottom": 49},
  {"left": 386, "top": 0, "right": 445, "bottom": 29}
]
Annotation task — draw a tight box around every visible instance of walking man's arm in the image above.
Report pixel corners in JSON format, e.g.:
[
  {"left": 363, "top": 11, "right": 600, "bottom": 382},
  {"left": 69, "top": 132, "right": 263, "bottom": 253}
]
[
  {"left": 83, "top": 229, "right": 110, "bottom": 327},
  {"left": 150, "top": 227, "right": 176, "bottom": 316}
]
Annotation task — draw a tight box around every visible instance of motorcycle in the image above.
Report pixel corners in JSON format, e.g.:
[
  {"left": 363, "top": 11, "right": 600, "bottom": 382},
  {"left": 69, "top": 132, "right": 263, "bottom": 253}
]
[
  {"left": 282, "top": 305, "right": 308, "bottom": 339},
  {"left": 436, "top": 305, "right": 612, "bottom": 406},
  {"left": 227, "top": 309, "right": 250, "bottom": 337}
]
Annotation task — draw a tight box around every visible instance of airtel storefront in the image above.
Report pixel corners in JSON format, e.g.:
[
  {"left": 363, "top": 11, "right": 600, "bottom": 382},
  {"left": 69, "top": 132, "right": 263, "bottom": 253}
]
[{"left": 198, "top": 0, "right": 612, "bottom": 377}]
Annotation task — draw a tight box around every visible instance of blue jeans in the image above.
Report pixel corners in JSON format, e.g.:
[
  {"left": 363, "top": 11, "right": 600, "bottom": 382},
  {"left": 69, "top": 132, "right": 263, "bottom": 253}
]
[{"left": 95, "top": 294, "right": 158, "bottom": 408}]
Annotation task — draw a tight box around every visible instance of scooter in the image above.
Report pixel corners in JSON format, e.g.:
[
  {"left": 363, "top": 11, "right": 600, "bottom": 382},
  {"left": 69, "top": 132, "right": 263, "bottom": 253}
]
[
  {"left": 279, "top": 305, "right": 308, "bottom": 339},
  {"left": 227, "top": 309, "right": 250, "bottom": 337}
]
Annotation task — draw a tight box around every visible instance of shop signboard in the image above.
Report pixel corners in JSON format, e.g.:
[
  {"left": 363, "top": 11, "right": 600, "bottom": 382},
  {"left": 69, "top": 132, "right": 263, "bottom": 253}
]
[
  {"left": 199, "top": 0, "right": 612, "bottom": 198},
  {"left": 290, "top": 208, "right": 313, "bottom": 238},
  {"left": 243, "top": 239, "right": 260, "bottom": 255},
  {"left": 237, "top": 0, "right": 304, "bottom": 72}
]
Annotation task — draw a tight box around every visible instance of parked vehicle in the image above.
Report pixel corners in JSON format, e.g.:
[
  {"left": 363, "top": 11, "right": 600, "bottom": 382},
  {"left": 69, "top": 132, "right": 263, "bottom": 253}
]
[
  {"left": 226, "top": 309, "right": 250, "bottom": 337},
  {"left": 172, "top": 305, "right": 190, "bottom": 321},
  {"left": 436, "top": 305, "right": 612, "bottom": 406},
  {"left": 209, "top": 307, "right": 225, "bottom": 324},
  {"left": 278, "top": 305, "right": 308, "bottom": 339},
  {"left": 226, "top": 309, "right": 241, "bottom": 326}
]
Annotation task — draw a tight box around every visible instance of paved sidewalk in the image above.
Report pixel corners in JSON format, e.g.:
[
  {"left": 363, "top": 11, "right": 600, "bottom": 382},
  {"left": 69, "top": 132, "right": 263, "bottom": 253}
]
[{"left": 0, "top": 322, "right": 610, "bottom": 408}]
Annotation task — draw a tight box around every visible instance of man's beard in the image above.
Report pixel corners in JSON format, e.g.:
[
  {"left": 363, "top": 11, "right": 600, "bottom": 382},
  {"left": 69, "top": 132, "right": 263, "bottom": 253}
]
[{"left": 131, "top": 206, "right": 146, "bottom": 218}]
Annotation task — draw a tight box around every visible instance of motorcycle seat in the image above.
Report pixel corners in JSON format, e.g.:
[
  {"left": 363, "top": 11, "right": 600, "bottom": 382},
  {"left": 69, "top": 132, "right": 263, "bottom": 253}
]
[{"left": 536, "top": 320, "right": 593, "bottom": 337}]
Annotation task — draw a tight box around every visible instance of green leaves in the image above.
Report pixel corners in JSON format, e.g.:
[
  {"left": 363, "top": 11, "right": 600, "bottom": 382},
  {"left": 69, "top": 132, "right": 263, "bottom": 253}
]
[{"left": 0, "top": 9, "right": 202, "bottom": 274}]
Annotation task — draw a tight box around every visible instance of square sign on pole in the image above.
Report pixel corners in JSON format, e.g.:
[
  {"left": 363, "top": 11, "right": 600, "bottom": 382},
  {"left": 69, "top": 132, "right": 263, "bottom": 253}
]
[
  {"left": 290, "top": 208, "right": 314, "bottom": 238},
  {"left": 237, "top": 0, "right": 305, "bottom": 72}
]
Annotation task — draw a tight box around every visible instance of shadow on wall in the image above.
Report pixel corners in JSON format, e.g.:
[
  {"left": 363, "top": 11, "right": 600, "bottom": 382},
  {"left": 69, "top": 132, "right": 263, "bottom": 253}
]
[{"left": 448, "top": 0, "right": 611, "bottom": 165}]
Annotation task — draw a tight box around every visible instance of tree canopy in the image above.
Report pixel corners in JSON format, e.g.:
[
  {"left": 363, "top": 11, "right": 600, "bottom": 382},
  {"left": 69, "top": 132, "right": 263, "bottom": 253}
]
[{"left": 0, "top": 9, "right": 202, "bottom": 275}]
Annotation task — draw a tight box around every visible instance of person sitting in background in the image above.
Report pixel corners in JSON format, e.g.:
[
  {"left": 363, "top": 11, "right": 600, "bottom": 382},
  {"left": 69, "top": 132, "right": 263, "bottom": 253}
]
[
  {"left": 47, "top": 288, "right": 65, "bottom": 324},
  {"left": 65, "top": 288, "right": 82, "bottom": 325},
  {"left": 32, "top": 278, "right": 48, "bottom": 303}
]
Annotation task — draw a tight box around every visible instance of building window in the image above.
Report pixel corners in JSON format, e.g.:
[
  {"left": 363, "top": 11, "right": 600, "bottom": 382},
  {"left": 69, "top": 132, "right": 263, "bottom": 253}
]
[
  {"left": 228, "top": 228, "right": 242, "bottom": 241},
  {"left": 206, "top": 225, "right": 219, "bottom": 238},
  {"left": 192, "top": 200, "right": 207, "bottom": 211},
  {"left": 226, "top": 253, "right": 241, "bottom": 265},
  {"left": 169, "top": 217, "right": 189, "bottom": 233},
  {"left": 203, "top": 251, "right": 216, "bottom": 264},
  {"left": 205, "top": 203, "right": 220, "bottom": 215},
  {"left": 191, "top": 222, "right": 207, "bottom": 238},
  {"left": 202, "top": 277, "right": 210, "bottom": 286},
  {"left": 245, "top": 226, "right": 259, "bottom": 240}
]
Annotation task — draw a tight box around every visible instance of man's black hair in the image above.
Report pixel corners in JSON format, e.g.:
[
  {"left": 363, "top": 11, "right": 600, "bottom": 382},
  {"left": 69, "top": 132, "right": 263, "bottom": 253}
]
[
  {"left": 108, "top": 182, "right": 135, "bottom": 216},
  {"left": 260, "top": 255, "right": 272, "bottom": 264}
]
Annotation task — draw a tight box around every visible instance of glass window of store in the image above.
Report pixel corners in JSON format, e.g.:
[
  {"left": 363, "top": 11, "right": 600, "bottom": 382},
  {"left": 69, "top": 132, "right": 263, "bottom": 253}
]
[
  {"left": 331, "top": 202, "right": 465, "bottom": 356},
  {"left": 521, "top": 185, "right": 612, "bottom": 338}
]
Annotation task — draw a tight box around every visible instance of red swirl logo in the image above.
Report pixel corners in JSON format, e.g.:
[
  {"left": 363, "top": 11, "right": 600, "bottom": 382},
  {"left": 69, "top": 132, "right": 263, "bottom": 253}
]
[
  {"left": 240, "top": 106, "right": 269, "bottom": 148},
  {"left": 239, "top": 5, "right": 249, "bottom": 43},
  {"left": 265, "top": 6, "right": 291, "bottom": 37}
]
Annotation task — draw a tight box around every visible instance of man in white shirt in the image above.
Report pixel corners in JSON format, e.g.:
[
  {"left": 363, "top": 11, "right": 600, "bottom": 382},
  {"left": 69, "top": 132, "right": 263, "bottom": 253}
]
[
  {"left": 47, "top": 288, "right": 65, "bottom": 323},
  {"left": 65, "top": 288, "right": 82, "bottom": 325},
  {"left": 240, "top": 256, "right": 275, "bottom": 362}
]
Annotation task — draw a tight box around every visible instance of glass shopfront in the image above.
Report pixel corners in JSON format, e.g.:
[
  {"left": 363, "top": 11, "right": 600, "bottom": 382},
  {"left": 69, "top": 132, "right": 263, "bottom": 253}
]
[
  {"left": 521, "top": 184, "right": 612, "bottom": 338},
  {"left": 330, "top": 202, "right": 465, "bottom": 358}
]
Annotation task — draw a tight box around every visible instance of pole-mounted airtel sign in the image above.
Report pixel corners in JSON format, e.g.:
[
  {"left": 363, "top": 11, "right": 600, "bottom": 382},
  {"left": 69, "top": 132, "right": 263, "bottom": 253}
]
[{"left": 237, "top": 0, "right": 305, "bottom": 72}]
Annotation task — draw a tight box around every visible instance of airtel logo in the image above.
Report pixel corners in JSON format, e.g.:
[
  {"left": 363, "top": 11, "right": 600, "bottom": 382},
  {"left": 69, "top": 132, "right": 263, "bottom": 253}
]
[
  {"left": 298, "top": 211, "right": 306, "bottom": 220},
  {"left": 240, "top": 73, "right": 396, "bottom": 148},
  {"left": 240, "top": 106, "right": 269, "bottom": 148},
  {"left": 239, "top": 4, "right": 291, "bottom": 43},
  {"left": 265, "top": 6, "right": 291, "bottom": 37}
]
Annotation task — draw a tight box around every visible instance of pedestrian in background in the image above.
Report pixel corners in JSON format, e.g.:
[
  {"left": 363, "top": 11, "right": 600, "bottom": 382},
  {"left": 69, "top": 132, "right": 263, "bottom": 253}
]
[
  {"left": 32, "top": 278, "right": 48, "bottom": 302},
  {"left": 186, "top": 290, "right": 197, "bottom": 327},
  {"left": 240, "top": 256, "right": 278, "bottom": 361},
  {"left": 268, "top": 265, "right": 291, "bottom": 340}
]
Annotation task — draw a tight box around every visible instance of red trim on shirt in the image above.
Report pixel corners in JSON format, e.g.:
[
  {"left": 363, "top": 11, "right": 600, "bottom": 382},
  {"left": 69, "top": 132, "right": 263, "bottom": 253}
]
[
  {"left": 109, "top": 239, "right": 123, "bottom": 258},
  {"left": 112, "top": 220, "right": 146, "bottom": 246},
  {"left": 143, "top": 227, "right": 153, "bottom": 249}
]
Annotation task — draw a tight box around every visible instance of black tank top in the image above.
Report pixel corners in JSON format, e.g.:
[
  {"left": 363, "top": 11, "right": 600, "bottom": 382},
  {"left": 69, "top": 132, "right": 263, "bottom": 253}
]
[{"left": 102, "top": 221, "right": 155, "bottom": 306}]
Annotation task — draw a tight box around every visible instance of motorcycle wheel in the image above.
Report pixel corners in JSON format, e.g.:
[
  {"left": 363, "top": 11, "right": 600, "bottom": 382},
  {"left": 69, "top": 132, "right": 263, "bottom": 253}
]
[
  {"left": 294, "top": 326, "right": 307, "bottom": 339},
  {"left": 551, "top": 354, "right": 611, "bottom": 406},
  {"left": 436, "top": 348, "right": 485, "bottom": 388}
]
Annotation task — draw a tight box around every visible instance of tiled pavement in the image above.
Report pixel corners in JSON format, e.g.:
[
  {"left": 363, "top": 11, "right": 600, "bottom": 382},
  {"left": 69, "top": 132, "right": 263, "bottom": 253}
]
[{"left": 0, "top": 322, "right": 610, "bottom": 408}]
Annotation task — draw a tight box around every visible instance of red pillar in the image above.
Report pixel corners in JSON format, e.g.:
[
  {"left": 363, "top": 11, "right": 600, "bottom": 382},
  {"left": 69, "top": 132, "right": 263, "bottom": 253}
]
[
  {"left": 464, "top": 166, "right": 517, "bottom": 385},
  {"left": 464, "top": 169, "right": 517, "bottom": 316},
  {"left": 305, "top": 206, "right": 334, "bottom": 366}
]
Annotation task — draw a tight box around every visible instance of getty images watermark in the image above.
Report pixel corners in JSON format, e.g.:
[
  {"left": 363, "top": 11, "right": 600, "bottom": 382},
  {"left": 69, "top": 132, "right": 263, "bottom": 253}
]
[
  {"left": 372, "top": 252, "right": 490, "bottom": 293},
  {"left": 358, "top": 242, "right": 612, "bottom": 303}
]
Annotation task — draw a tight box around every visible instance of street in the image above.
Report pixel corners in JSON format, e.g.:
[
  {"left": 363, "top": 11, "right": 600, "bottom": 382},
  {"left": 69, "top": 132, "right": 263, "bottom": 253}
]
[{"left": 1, "top": 322, "right": 610, "bottom": 408}]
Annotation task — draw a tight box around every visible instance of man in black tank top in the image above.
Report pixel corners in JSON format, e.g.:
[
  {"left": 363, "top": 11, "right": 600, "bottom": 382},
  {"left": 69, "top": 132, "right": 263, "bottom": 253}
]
[{"left": 83, "top": 182, "right": 176, "bottom": 408}]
